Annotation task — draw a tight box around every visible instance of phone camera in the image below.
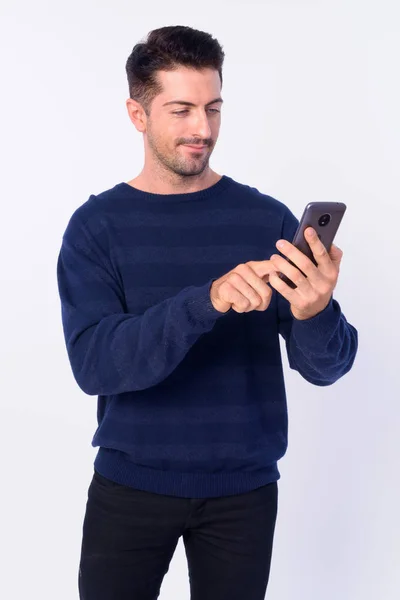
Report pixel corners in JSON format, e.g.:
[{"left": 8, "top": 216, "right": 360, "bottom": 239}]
[{"left": 318, "top": 213, "right": 331, "bottom": 227}]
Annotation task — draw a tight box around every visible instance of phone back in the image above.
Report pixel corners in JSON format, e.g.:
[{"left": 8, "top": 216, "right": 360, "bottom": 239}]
[
  {"left": 278, "top": 201, "right": 347, "bottom": 289},
  {"left": 293, "top": 201, "right": 347, "bottom": 265}
]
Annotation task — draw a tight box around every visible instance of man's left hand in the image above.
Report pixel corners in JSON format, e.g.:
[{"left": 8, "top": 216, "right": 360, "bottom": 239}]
[{"left": 268, "top": 227, "right": 343, "bottom": 320}]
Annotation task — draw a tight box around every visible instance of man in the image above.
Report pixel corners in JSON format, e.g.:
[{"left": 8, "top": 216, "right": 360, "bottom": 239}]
[{"left": 57, "top": 25, "right": 358, "bottom": 600}]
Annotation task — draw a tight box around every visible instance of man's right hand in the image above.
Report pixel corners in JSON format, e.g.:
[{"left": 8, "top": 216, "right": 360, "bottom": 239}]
[{"left": 210, "top": 260, "right": 275, "bottom": 314}]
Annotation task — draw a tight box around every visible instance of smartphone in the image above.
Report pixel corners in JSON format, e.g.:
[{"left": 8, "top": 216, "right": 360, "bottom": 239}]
[{"left": 278, "top": 201, "right": 347, "bottom": 289}]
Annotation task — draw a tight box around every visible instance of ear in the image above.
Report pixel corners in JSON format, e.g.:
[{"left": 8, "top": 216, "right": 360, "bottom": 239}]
[{"left": 126, "top": 98, "right": 147, "bottom": 133}]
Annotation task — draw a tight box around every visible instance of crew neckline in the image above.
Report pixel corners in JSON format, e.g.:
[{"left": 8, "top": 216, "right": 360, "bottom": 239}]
[{"left": 116, "top": 174, "right": 233, "bottom": 203}]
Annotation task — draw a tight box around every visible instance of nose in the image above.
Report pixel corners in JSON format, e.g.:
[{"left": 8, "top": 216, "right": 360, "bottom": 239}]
[{"left": 190, "top": 109, "right": 212, "bottom": 142}]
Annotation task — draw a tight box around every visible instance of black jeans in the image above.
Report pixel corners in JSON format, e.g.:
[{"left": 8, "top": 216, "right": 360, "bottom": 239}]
[{"left": 78, "top": 469, "right": 278, "bottom": 600}]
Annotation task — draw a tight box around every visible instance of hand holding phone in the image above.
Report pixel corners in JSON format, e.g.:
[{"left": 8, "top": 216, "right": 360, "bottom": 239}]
[{"left": 278, "top": 202, "right": 346, "bottom": 289}]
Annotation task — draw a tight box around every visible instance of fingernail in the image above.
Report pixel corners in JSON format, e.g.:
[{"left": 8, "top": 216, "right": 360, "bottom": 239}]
[{"left": 276, "top": 240, "right": 285, "bottom": 249}]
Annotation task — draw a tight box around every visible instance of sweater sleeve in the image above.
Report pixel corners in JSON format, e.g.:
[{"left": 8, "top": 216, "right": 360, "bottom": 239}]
[
  {"left": 56, "top": 213, "right": 227, "bottom": 396},
  {"left": 276, "top": 207, "right": 358, "bottom": 386}
]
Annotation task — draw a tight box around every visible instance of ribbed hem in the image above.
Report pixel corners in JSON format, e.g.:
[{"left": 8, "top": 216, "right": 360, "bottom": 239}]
[
  {"left": 291, "top": 296, "right": 342, "bottom": 349},
  {"left": 185, "top": 278, "right": 233, "bottom": 323},
  {"left": 94, "top": 447, "right": 280, "bottom": 498}
]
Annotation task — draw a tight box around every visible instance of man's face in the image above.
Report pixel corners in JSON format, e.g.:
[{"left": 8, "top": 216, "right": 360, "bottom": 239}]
[{"left": 144, "top": 67, "right": 223, "bottom": 177}]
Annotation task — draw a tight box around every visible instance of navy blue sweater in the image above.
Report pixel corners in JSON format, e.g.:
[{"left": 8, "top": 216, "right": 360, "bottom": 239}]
[{"left": 56, "top": 174, "right": 358, "bottom": 498}]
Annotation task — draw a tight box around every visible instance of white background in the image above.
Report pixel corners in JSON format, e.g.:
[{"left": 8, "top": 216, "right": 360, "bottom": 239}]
[{"left": 1, "top": 1, "right": 399, "bottom": 598}]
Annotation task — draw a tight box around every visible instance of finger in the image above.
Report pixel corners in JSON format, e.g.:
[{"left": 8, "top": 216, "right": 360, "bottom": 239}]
[
  {"left": 303, "top": 227, "right": 333, "bottom": 270},
  {"left": 329, "top": 243, "right": 343, "bottom": 270},
  {"left": 225, "top": 271, "right": 267, "bottom": 312},
  {"left": 275, "top": 238, "right": 320, "bottom": 281},
  {"left": 268, "top": 270, "right": 299, "bottom": 302},
  {"left": 269, "top": 254, "right": 311, "bottom": 291},
  {"left": 236, "top": 263, "right": 273, "bottom": 311},
  {"left": 249, "top": 259, "right": 275, "bottom": 281},
  {"left": 222, "top": 278, "right": 256, "bottom": 313}
]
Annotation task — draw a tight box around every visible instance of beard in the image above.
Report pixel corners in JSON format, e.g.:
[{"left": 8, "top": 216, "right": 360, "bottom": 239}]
[{"left": 147, "top": 123, "right": 213, "bottom": 178}]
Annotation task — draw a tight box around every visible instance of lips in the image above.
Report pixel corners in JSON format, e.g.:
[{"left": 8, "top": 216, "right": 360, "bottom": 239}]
[{"left": 184, "top": 144, "right": 207, "bottom": 151}]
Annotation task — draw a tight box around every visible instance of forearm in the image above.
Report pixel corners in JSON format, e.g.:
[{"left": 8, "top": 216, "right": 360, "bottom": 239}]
[
  {"left": 285, "top": 297, "right": 358, "bottom": 385},
  {"left": 61, "top": 278, "right": 225, "bottom": 396}
]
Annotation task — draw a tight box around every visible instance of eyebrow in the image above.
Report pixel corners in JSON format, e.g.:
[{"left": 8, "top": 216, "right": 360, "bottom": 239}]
[{"left": 163, "top": 97, "right": 224, "bottom": 107}]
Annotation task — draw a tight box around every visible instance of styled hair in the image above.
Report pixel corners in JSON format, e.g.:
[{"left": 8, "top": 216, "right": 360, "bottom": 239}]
[{"left": 125, "top": 25, "right": 225, "bottom": 115}]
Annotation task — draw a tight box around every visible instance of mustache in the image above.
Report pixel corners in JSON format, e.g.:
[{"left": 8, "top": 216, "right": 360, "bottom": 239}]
[{"left": 180, "top": 140, "right": 212, "bottom": 147}]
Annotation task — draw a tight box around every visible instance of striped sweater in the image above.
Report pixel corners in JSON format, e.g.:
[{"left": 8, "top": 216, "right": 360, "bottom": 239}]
[{"left": 56, "top": 174, "right": 358, "bottom": 498}]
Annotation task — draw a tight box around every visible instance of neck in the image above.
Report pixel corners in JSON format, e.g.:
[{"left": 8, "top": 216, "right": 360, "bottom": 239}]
[{"left": 127, "top": 165, "right": 222, "bottom": 195}]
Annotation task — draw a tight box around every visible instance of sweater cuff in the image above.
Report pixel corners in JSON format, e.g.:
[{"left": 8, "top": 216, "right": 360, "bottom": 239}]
[
  {"left": 184, "top": 278, "right": 232, "bottom": 325},
  {"left": 291, "top": 296, "right": 342, "bottom": 348}
]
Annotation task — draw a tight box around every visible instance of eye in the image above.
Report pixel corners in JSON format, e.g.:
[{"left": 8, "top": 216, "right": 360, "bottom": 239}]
[{"left": 172, "top": 108, "right": 221, "bottom": 116}]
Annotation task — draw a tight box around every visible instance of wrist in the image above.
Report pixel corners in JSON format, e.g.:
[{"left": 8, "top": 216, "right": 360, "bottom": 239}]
[{"left": 291, "top": 296, "right": 334, "bottom": 321}]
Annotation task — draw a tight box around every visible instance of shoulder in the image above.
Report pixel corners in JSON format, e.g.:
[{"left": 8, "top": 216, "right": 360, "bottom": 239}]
[
  {"left": 228, "top": 175, "right": 294, "bottom": 218},
  {"left": 69, "top": 182, "right": 124, "bottom": 225},
  {"left": 61, "top": 182, "right": 126, "bottom": 244},
  {"left": 227, "top": 176, "right": 300, "bottom": 239}
]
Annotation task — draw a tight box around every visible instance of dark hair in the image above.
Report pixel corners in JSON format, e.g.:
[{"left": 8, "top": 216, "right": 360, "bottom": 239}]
[{"left": 125, "top": 25, "right": 225, "bottom": 115}]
